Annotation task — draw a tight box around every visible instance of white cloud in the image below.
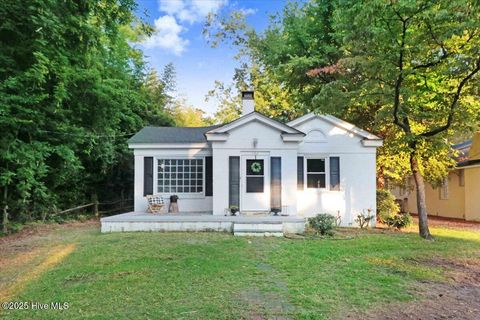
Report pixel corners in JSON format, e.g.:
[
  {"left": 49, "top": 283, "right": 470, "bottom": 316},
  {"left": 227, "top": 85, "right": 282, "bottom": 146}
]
[
  {"left": 158, "top": 0, "right": 227, "bottom": 24},
  {"left": 159, "top": 0, "right": 184, "bottom": 15},
  {"left": 238, "top": 7, "right": 256, "bottom": 16},
  {"left": 143, "top": 15, "right": 189, "bottom": 56},
  {"left": 145, "top": 1, "right": 228, "bottom": 55}
]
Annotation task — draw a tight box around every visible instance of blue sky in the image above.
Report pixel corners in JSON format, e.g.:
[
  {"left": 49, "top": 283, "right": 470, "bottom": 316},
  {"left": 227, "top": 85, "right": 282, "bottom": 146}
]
[{"left": 135, "top": 0, "right": 288, "bottom": 115}]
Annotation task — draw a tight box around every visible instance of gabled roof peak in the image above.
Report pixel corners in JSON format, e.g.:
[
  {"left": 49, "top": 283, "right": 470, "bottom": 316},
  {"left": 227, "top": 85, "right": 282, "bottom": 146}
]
[
  {"left": 206, "top": 111, "right": 304, "bottom": 135},
  {"left": 288, "top": 112, "right": 381, "bottom": 140}
]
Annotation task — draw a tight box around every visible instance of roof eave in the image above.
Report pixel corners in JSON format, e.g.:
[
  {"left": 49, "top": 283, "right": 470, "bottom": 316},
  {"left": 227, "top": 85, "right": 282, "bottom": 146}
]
[
  {"left": 288, "top": 112, "right": 381, "bottom": 140},
  {"left": 207, "top": 112, "right": 303, "bottom": 135},
  {"left": 362, "top": 139, "right": 383, "bottom": 147},
  {"left": 205, "top": 132, "right": 229, "bottom": 141},
  {"left": 128, "top": 142, "right": 210, "bottom": 149},
  {"left": 281, "top": 133, "right": 306, "bottom": 142}
]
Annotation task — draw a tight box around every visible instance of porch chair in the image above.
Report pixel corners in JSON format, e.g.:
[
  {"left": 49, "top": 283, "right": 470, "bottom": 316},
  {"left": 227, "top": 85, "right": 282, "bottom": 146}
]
[{"left": 146, "top": 194, "right": 166, "bottom": 214}]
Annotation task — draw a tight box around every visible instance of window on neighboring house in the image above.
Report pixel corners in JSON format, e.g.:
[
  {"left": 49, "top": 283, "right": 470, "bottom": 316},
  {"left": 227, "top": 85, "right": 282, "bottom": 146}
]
[
  {"left": 157, "top": 159, "right": 204, "bottom": 193},
  {"left": 439, "top": 177, "right": 449, "bottom": 200},
  {"left": 459, "top": 169, "right": 465, "bottom": 187},
  {"left": 399, "top": 177, "right": 410, "bottom": 196},
  {"left": 307, "top": 158, "right": 326, "bottom": 188}
]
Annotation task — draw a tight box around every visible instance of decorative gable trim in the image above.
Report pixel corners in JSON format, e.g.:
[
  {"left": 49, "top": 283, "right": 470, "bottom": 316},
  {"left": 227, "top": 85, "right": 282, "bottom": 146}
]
[
  {"left": 304, "top": 129, "right": 327, "bottom": 143},
  {"left": 207, "top": 112, "right": 304, "bottom": 135},
  {"left": 281, "top": 133, "right": 305, "bottom": 142},
  {"left": 206, "top": 112, "right": 305, "bottom": 143},
  {"left": 288, "top": 112, "right": 381, "bottom": 141}
]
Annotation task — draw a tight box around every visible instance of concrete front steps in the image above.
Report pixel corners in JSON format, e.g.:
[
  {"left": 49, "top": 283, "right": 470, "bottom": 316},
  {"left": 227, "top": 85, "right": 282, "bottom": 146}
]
[
  {"left": 100, "top": 212, "right": 305, "bottom": 235},
  {"left": 233, "top": 222, "right": 284, "bottom": 237}
]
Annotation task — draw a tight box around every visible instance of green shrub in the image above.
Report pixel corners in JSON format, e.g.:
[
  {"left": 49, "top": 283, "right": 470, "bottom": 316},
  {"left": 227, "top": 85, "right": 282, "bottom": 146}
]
[
  {"left": 376, "top": 189, "right": 400, "bottom": 222},
  {"left": 355, "top": 210, "right": 374, "bottom": 229},
  {"left": 308, "top": 214, "right": 336, "bottom": 236},
  {"left": 5, "top": 222, "right": 24, "bottom": 234},
  {"left": 386, "top": 212, "right": 412, "bottom": 230}
]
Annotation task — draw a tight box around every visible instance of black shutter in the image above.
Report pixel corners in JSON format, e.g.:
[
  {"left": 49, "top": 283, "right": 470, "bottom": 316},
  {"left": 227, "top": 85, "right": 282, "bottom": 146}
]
[
  {"left": 297, "top": 156, "right": 304, "bottom": 190},
  {"left": 205, "top": 156, "right": 213, "bottom": 196},
  {"left": 330, "top": 157, "right": 340, "bottom": 191},
  {"left": 271, "top": 157, "right": 282, "bottom": 209},
  {"left": 229, "top": 157, "right": 240, "bottom": 207},
  {"left": 144, "top": 157, "right": 154, "bottom": 196}
]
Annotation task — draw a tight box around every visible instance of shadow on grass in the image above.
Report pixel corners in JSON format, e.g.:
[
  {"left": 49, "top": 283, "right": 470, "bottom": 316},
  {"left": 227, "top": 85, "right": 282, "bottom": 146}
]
[{"left": 1, "top": 224, "right": 479, "bottom": 319}]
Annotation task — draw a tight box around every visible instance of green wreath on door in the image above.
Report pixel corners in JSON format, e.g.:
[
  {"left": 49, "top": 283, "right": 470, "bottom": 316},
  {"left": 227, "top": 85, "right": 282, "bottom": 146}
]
[{"left": 250, "top": 161, "right": 262, "bottom": 173}]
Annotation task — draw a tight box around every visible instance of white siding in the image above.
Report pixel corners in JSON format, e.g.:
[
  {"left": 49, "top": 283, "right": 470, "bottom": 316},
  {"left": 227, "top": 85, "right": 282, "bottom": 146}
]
[
  {"left": 211, "top": 121, "right": 299, "bottom": 215},
  {"left": 131, "top": 115, "right": 379, "bottom": 227},
  {"left": 292, "top": 116, "right": 378, "bottom": 226},
  {"left": 133, "top": 148, "right": 213, "bottom": 213}
]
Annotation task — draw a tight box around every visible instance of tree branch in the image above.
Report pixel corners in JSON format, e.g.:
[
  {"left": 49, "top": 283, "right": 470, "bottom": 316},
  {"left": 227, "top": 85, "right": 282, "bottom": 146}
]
[
  {"left": 412, "top": 22, "right": 448, "bottom": 70},
  {"left": 413, "top": 23, "right": 477, "bottom": 71},
  {"left": 420, "top": 58, "right": 480, "bottom": 137}
]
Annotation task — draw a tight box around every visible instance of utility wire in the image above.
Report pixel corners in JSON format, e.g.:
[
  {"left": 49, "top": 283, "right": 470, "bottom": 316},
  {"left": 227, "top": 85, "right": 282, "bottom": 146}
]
[{"left": 34, "top": 129, "right": 137, "bottom": 138}]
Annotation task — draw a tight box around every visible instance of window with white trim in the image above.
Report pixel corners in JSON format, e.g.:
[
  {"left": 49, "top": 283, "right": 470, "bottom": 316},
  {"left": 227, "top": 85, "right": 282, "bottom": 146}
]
[
  {"left": 307, "top": 158, "right": 326, "bottom": 188},
  {"left": 157, "top": 159, "right": 203, "bottom": 193}
]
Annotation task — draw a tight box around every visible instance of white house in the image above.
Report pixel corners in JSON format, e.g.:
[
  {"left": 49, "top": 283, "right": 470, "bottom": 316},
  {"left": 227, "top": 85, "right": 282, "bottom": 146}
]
[{"left": 128, "top": 91, "right": 382, "bottom": 227}]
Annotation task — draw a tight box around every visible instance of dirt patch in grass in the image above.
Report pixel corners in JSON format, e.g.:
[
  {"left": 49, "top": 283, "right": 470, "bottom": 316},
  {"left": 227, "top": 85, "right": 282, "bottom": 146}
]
[
  {"left": 344, "top": 258, "right": 480, "bottom": 320},
  {"left": 412, "top": 215, "right": 480, "bottom": 231},
  {"left": 0, "top": 219, "right": 98, "bottom": 254},
  {"left": 240, "top": 287, "right": 293, "bottom": 320},
  {"left": 239, "top": 241, "right": 295, "bottom": 320},
  {"left": 0, "top": 220, "right": 98, "bottom": 299}
]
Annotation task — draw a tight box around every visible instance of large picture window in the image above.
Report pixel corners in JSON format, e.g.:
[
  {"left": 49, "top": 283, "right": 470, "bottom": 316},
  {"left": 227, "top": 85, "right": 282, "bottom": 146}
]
[
  {"left": 157, "top": 159, "right": 203, "bottom": 193},
  {"left": 307, "top": 158, "right": 326, "bottom": 188}
]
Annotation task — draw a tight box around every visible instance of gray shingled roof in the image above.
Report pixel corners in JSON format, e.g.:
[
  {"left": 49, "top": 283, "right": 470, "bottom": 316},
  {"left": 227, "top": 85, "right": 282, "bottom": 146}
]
[{"left": 128, "top": 125, "right": 221, "bottom": 144}]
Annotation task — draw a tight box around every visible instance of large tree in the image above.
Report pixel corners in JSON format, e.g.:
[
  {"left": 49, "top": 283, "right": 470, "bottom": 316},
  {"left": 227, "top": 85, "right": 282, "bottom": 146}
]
[
  {"left": 206, "top": 0, "right": 480, "bottom": 239},
  {"left": 329, "top": 0, "right": 480, "bottom": 239},
  {"left": 206, "top": 64, "right": 299, "bottom": 123},
  {"left": 0, "top": 0, "right": 172, "bottom": 232}
]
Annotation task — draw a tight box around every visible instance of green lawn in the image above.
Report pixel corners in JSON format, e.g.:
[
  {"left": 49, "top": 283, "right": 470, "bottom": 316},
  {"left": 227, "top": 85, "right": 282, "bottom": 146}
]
[{"left": 1, "top": 223, "right": 479, "bottom": 319}]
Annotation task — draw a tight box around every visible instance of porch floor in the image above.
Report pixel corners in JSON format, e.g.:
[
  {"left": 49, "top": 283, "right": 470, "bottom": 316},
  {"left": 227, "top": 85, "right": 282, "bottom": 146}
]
[{"left": 100, "top": 211, "right": 306, "bottom": 235}]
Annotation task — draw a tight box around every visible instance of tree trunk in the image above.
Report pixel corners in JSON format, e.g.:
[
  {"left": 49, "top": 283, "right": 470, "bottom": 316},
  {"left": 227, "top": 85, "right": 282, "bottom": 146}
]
[
  {"left": 2, "top": 186, "right": 8, "bottom": 234},
  {"left": 92, "top": 193, "right": 99, "bottom": 217},
  {"left": 410, "top": 154, "right": 433, "bottom": 240}
]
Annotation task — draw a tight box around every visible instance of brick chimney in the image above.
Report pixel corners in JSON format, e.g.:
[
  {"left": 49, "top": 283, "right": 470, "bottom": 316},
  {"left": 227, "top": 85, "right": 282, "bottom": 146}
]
[{"left": 241, "top": 90, "right": 255, "bottom": 115}]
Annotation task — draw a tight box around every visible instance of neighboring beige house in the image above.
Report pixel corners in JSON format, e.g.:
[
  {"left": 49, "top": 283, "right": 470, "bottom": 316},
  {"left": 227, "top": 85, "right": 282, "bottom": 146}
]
[{"left": 392, "top": 132, "right": 480, "bottom": 221}]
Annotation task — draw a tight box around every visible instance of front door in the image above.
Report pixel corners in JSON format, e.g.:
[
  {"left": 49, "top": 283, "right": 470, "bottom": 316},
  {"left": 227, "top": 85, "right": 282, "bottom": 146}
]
[{"left": 241, "top": 155, "right": 270, "bottom": 212}]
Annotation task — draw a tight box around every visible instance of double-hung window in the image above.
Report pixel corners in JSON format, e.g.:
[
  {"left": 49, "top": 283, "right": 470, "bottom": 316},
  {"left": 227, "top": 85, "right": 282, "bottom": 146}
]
[
  {"left": 157, "top": 159, "right": 204, "bottom": 194},
  {"left": 307, "top": 158, "right": 326, "bottom": 189}
]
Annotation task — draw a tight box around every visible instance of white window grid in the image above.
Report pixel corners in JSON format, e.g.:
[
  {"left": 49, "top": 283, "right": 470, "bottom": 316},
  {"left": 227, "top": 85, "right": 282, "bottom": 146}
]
[{"left": 157, "top": 159, "right": 204, "bottom": 194}]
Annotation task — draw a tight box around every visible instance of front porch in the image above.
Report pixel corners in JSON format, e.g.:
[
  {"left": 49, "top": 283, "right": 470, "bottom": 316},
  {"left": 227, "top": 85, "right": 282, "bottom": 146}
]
[{"left": 100, "top": 211, "right": 306, "bottom": 236}]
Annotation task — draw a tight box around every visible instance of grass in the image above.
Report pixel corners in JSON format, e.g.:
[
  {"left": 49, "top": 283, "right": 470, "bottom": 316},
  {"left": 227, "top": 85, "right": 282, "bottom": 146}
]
[{"left": 1, "top": 222, "right": 479, "bottom": 319}]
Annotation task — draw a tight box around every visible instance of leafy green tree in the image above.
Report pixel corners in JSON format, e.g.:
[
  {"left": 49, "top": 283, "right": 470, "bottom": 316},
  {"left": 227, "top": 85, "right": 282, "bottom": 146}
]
[
  {"left": 207, "top": 0, "right": 480, "bottom": 239},
  {"left": 205, "top": 1, "right": 341, "bottom": 116},
  {"left": 329, "top": 0, "right": 480, "bottom": 239},
  {"left": 169, "top": 97, "right": 214, "bottom": 127},
  {"left": 206, "top": 64, "right": 300, "bottom": 123},
  {"left": 0, "top": 0, "right": 172, "bottom": 232},
  {"left": 143, "top": 65, "right": 175, "bottom": 126}
]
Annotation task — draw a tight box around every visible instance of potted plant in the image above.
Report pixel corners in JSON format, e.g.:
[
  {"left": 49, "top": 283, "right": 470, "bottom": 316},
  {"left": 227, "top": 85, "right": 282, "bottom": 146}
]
[
  {"left": 271, "top": 207, "right": 281, "bottom": 216},
  {"left": 229, "top": 205, "right": 239, "bottom": 216}
]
